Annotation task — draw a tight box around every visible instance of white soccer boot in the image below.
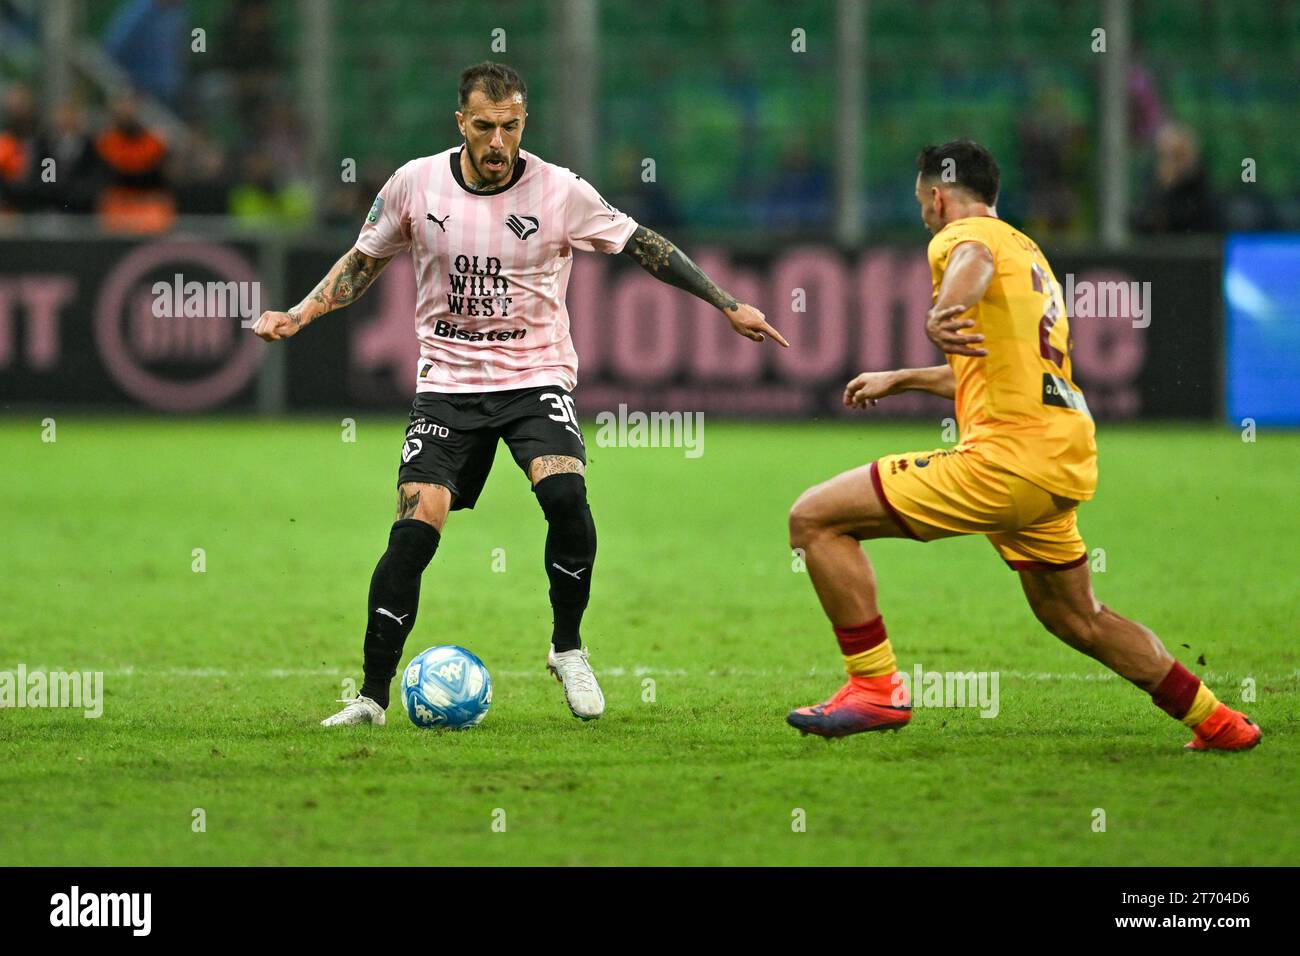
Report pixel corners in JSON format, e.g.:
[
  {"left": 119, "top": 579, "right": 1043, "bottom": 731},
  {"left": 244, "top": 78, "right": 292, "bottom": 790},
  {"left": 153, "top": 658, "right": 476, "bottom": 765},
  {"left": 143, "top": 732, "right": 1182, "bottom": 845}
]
[
  {"left": 546, "top": 646, "right": 605, "bottom": 720},
  {"left": 320, "top": 694, "right": 386, "bottom": 727}
]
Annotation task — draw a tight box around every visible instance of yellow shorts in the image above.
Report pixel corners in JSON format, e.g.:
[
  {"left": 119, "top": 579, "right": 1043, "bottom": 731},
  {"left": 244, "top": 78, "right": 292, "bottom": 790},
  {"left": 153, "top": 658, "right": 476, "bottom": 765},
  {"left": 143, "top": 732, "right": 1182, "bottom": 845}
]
[{"left": 870, "top": 446, "right": 1087, "bottom": 571}]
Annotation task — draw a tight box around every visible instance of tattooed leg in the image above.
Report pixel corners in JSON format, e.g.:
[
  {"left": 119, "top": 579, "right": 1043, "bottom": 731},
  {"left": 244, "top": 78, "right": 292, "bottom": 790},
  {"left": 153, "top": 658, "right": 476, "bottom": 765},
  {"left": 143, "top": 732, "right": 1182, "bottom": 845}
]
[
  {"left": 528, "top": 455, "right": 585, "bottom": 486},
  {"left": 395, "top": 482, "right": 453, "bottom": 529}
]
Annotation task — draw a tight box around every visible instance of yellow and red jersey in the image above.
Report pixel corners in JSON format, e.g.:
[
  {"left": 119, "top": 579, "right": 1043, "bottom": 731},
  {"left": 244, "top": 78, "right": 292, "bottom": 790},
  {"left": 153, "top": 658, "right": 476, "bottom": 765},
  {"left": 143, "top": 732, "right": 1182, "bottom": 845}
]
[{"left": 926, "top": 215, "right": 1097, "bottom": 500}]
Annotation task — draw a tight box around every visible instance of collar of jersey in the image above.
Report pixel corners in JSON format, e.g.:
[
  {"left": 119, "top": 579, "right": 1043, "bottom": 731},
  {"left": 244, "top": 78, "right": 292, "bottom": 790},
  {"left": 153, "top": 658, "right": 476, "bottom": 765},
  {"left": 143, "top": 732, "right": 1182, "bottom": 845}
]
[{"left": 450, "top": 147, "right": 527, "bottom": 196}]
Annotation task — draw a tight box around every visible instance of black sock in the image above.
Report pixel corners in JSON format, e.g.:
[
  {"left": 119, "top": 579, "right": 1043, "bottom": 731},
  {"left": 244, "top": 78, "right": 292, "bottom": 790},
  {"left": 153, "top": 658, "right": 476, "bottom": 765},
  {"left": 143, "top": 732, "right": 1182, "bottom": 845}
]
[
  {"left": 534, "top": 473, "right": 596, "bottom": 653},
  {"left": 359, "top": 519, "right": 440, "bottom": 708}
]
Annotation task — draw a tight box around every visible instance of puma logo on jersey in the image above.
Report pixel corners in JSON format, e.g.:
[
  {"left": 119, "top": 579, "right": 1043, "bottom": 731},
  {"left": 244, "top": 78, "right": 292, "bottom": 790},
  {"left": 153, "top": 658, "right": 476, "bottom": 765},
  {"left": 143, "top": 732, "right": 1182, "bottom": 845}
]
[
  {"left": 551, "top": 562, "right": 587, "bottom": 580},
  {"left": 426, "top": 213, "right": 450, "bottom": 231},
  {"left": 375, "top": 607, "right": 410, "bottom": 625},
  {"left": 506, "top": 214, "right": 539, "bottom": 240}
]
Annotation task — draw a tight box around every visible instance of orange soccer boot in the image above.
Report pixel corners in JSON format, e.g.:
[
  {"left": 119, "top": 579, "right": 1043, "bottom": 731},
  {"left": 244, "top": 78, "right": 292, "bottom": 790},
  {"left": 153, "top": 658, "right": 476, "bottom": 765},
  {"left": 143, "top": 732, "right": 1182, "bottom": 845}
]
[{"left": 786, "top": 673, "right": 911, "bottom": 739}]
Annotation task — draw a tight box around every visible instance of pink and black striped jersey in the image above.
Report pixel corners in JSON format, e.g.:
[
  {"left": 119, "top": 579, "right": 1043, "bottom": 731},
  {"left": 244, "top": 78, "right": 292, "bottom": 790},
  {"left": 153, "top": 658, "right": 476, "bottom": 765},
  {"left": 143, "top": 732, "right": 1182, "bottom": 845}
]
[{"left": 355, "top": 147, "right": 638, "bottom": 393}]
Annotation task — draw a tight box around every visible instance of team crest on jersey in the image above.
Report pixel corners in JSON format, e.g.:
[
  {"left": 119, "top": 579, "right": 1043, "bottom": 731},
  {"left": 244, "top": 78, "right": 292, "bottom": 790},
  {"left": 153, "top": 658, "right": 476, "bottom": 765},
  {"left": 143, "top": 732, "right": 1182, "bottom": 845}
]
[
  {"left": 506, "top": 214, "right": 539, "bottom": 240},
  {"left": 366, "top": 195, "right": 383, "bottom": 224}
]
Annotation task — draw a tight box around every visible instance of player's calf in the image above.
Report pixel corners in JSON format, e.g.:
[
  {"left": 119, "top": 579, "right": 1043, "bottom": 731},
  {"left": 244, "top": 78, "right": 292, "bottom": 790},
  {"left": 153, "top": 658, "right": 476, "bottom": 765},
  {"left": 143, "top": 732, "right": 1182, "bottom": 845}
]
[
  {"left": 532, "top": 469, "right": 603, "bottom": 720},
  {"left": 1020, "top": 565, "right": 1261, "bottom": 751},
  {"left": 350, "top": 489, "right": 448, "bottom": 713},
  {"left": 533, "top": 471, "right": 596, "bottom": 653}
]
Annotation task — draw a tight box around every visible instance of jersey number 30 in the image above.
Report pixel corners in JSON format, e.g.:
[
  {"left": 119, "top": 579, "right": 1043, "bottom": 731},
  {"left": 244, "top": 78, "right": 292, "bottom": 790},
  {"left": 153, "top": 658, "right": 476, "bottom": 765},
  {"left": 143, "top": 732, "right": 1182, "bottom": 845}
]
[{"left": 540, "top": 392, "right": 584, "bottom": 444}]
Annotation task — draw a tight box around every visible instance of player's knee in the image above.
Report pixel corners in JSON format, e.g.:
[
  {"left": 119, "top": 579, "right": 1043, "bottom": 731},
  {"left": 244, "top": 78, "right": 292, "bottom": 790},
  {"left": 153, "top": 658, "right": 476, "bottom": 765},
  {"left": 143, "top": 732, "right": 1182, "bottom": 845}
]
[
  {"left": 396, "top": 482, "right": 451, "bottom": 529},
  {"left": 788, "top": 492, "right": 825, "bottom": 550},
  {"left": 534, "top": 472, "right": 588, "bottom": 522}
]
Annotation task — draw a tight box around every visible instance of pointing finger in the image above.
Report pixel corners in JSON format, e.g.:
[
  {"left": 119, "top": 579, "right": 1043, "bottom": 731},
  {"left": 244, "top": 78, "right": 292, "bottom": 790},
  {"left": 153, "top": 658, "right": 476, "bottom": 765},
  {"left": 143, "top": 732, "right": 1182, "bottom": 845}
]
[{"left": 763, "top": 322, "right": 790, "bottom": 348}]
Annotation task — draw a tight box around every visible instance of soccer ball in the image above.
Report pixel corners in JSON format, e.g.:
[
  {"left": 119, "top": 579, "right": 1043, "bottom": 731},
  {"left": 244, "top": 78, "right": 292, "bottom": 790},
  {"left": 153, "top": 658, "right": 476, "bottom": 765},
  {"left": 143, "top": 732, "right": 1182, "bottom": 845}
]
[{"left": 401, "top": 645, "right": 492, "bottom": 730}]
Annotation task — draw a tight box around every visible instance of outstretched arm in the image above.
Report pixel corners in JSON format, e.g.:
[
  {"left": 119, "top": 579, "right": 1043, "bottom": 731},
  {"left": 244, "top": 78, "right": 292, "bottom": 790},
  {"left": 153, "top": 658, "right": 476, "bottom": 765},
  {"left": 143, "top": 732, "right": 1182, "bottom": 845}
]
[
  {"left": 843, "top": 366, "right": 956, "bottom": 408},
  {"left": 622, "top": 225, "right": 789, "bottom": 347},
  {"left": 252, "top": 246, "right": 394, "bottom": 342}
]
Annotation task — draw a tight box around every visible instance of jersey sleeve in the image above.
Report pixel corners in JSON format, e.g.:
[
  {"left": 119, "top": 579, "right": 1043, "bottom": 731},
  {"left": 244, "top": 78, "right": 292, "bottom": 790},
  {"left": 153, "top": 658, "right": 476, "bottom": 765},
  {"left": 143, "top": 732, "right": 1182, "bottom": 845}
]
[
  {"left": 355, "top": 164, "right": 412, "bottom": 258},
  {"left": 564, "top": 172, "right": 638, "bottom": 254}
]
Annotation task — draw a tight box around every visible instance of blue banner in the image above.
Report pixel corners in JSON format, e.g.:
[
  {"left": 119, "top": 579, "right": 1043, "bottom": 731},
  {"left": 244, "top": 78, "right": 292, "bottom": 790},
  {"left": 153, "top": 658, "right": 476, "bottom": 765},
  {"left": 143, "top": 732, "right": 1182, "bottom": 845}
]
[{"left": 1225, "top": 234, "right": 1300, "bottom": 427}]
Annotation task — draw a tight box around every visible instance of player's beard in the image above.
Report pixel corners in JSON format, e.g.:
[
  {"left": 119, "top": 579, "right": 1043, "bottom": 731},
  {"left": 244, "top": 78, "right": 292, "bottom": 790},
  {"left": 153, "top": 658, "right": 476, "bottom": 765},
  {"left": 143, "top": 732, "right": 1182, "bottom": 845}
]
[{"left": 470, "top": 147, "right": 514, "bottom": 188}]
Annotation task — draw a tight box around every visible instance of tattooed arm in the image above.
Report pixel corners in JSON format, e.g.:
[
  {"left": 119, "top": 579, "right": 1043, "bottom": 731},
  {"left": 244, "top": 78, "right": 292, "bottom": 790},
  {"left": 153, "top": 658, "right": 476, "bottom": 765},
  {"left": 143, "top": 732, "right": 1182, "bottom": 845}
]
[
  {"left": 251, "top": 247, "right": 393, "bottom": 342},
  {"left": 622, "top": 225, "right": 789, "bottom": 347}
]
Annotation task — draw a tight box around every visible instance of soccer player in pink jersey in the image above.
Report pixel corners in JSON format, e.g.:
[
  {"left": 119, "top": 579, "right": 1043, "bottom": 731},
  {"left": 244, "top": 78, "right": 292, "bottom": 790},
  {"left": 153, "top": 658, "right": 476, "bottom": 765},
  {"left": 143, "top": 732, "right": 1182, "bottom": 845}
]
[{"left": 252, "top": 62, "right": 787, "bottom": 725}]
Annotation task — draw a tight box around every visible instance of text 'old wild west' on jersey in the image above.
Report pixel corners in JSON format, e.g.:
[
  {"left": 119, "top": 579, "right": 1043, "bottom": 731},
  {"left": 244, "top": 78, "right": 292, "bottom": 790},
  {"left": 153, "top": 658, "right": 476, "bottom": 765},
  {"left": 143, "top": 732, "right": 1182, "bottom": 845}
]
[
  {"left": 927, "top": 215, "right": 1098, "bottom": 500},
  {"left": 355, "top": 147, "right": 638, "bottom": 393}
]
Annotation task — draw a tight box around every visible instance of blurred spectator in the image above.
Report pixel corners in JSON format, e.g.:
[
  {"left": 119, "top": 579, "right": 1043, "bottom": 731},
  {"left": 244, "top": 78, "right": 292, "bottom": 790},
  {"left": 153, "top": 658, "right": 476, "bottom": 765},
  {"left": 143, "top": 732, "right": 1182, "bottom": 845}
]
[
  {"left": 216, "top": 0, "right": 281, "bottom": 128},
  {"left": 103, "top": 0, "right": 189, "bottom": 110},
  {"left": 94, "top": 92, "right": 174, "bottom": 232},
  {"left": 760, "top": 139, "right": 831, "bottom": 233},
  {"left": 30, "top": 99, "right": 103, "bottom": 213},
  {"left": 253, "top": 100, "right": 310, "bottom": 186},
  {"left": 228, "top": 149, "right": 311, "bottom": 229},
  {"left": 1017, "top": 84, "right": 1088, "bottom": 237},
  {"left": 0, "top": 82, "right": 38, "bottom": 212},
  {"left": 604, "top": 143, "right": 680, "bottom": 233},
  {"left": 1127, "top": 59, "right": 1167, "bottom": 146},
  {"left": 1133, "top": 122, "right": 1221, "bottom": 234},
  {"left": 170, "top": 122, "right": 231, "bottom": 214},
  {"left": 321, "top": 159, "right": 390, "bottom": 229}
]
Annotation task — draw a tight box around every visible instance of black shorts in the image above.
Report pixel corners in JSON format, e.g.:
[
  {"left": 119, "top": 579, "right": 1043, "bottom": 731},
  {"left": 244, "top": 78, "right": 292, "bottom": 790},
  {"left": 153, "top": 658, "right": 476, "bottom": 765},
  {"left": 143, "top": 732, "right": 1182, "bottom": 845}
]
[{"left": 396, "top": 385, "right": 586, "bottom": 510}]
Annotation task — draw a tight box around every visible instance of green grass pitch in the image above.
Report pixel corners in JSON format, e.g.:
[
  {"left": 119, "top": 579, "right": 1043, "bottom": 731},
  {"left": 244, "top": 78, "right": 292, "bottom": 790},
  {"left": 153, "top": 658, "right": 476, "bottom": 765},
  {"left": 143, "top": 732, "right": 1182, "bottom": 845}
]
[{"left": 1, "top": 416, "right": 1296, "bottom": 866}]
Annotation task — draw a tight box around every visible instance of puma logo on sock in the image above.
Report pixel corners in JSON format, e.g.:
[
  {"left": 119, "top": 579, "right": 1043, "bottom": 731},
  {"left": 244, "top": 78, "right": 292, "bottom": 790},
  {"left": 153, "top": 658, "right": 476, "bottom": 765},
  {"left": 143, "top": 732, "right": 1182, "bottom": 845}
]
[{"left": 551, "top": 563, "right": 587, "bottom": 580}]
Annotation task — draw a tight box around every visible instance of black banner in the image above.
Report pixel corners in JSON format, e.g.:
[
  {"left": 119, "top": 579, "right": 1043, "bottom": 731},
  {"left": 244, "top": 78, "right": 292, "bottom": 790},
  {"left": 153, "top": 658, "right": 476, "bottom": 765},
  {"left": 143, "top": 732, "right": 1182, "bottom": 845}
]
[
  {"left": 0, "top": 238, "right": 265, "bottom": 412},
  {"left": 0, "top": 238, "right": 1220, "bottom": 418},
  {"left": 283, "top": 242, "right": 1223, "bottom": 419},
  {"left": 0, "top": 866, "right": 1284, "bottom": 941}
]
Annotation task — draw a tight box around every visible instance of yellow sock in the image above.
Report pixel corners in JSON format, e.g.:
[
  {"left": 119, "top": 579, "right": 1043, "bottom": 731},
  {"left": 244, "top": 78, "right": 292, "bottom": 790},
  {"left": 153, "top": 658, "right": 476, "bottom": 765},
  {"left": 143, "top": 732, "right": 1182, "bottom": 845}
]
[
  {"left": 1181, "top": 683, "right": 1219, "bottom": 727},
  {"left": 844, "top": 638, "right": 897, "bottom": 678}
]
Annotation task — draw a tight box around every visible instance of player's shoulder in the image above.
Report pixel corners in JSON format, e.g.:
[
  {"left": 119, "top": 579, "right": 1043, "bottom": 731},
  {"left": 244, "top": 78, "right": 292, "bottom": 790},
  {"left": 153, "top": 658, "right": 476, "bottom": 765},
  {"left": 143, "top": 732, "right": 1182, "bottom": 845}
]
[
  {"left": 386, "top": 149, "right": 457, "bottom": 187},
  {"left": 522, "top": 150, "right": 597, "bottom": 191},
  {"left": 928, "top": 216, "right": 1021, "bottom": 259}
]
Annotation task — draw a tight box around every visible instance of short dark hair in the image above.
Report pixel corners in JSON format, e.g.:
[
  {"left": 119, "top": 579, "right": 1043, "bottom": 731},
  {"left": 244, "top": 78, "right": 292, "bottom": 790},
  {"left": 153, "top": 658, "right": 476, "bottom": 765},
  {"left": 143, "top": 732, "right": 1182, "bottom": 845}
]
[
  {"left": 915, "top": 140, "right": 1000, "bottom": 205},
  {"left": 458, "top": 61, "right": 527, "bottom": 109}
]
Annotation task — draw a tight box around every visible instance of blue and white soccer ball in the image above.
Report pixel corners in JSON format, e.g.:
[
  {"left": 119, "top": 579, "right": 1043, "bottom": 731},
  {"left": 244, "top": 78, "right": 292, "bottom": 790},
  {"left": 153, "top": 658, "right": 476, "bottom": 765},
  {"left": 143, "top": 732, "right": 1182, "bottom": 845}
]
[{"left": 401, "top": 645, "right": 492, "bottom": 730}]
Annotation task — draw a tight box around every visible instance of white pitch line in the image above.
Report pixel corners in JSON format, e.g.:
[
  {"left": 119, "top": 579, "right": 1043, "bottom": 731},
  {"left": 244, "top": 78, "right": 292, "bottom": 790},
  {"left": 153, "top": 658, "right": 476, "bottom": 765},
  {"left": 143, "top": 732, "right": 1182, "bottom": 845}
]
[{"left": 16, "top": 665, "right": 1297, "bottom": 683}]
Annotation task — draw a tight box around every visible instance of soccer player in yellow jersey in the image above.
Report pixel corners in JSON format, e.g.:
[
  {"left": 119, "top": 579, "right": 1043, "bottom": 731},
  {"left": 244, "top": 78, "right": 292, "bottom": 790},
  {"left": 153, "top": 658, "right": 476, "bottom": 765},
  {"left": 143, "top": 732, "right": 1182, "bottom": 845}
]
[{"left": 786, "top": 140, "right": 1260, "bottom": 751}]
